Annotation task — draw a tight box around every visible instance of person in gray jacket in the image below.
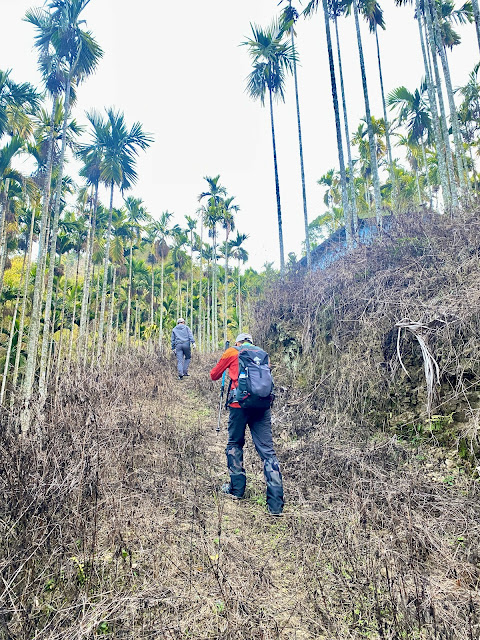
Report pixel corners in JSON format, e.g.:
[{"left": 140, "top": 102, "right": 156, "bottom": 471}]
[{"left": 171, "top": 318, "right": 196, "bottom": 379}]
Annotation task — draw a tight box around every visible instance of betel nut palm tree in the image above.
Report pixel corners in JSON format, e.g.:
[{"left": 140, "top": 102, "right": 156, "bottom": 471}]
[
  {"left": 309, "top": 0, "right": 382, "bottom": 226},
  {"left": 184, "top": 214, "right": 197, "bottom": 329},
  {"left": 76, "top": 110, "right": 104, "bottom": 356},
  {"left": 23, "top": 0, "right": 103, "bottom": 410},
  {"left": 358, "top": 0, "right": 399, "bottom": 212},
  {"left": 398, "top": 0, "right": 452, "bottom": 211},
  {"left": 124, "top": 196, "right": 149, "bottom": 347},
  {"left": 220, "top": 196, "right": 238, "bottom": 344},
  {"left": 0, "top": 71, "right": 39, "bottom": 276},
  {"left": 304, "top": 1, "right": 352, "bottom": 246},
  {"left": 349, "top": 0, "right": 383, "bottom": 225},
  {"left": 279, "top": 1, "right": 312, "bottom": 269},
  {"left": 387, "top": 84, "right": 433, "bottom": 203},
  {"left": 327, "top": 0, "right": 359, "bottom": 234},
  {"left": 199, "top": 175, "right": 226, "bottom": 349},
  {"left": 229, "top": 231, "right": 248, "bottom": 333},
  {"left": 153, "top": 211, "right": 174, "bottom": 348},
  {"left": 195, "top": 204, "right": 208, "bottom": 350},
  {"left": 94, "top": 108, "right": 152, "bottom": 360},
  {"left": 242, "top": 21, "right": 295, "bottom": 274}
]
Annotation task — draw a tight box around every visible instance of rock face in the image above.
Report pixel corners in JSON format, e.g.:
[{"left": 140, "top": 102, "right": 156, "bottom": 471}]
[{"left": 253, "top": 212, "right": 480, "bottom": 459}]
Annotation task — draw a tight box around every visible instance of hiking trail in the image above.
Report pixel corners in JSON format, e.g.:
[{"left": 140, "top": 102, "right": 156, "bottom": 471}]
[{"left": 106, "top": 358, "right": 313, "bottom": 639}]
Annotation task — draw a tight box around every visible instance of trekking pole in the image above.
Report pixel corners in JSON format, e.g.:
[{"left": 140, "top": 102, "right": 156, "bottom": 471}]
[{"left": 216, "top": 340, "right": 230, "bottom": 433}]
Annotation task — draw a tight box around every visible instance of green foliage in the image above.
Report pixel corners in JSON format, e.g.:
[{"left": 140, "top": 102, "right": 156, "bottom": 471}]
[
  {"left": 70, "top": 556, "right": 86, "bottom": 585},
  {"left": 397, "top": 414, "right": 454, "bottom": 446},
  {"left": 97, "top": 621, "right": 110, "bottom": 635}
]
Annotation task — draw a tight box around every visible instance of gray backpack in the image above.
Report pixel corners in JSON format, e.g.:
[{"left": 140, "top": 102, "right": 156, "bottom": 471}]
[{"left": 235, "top": 345, "right": 274, "bottom": 409}]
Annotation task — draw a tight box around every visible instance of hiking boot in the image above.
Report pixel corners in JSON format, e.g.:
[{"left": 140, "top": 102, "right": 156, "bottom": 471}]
[
  {"left": 267, "top": 507, "right": 284, "bottom": 517},
  {"left": 220, "top": 483, "right": 242, "bottom": 500},
  {"left": 178, "top": 375, "right": 183, "bottom": 380},
  {"left": 183, "top": 373, "right": 190, "bottom": 377}
]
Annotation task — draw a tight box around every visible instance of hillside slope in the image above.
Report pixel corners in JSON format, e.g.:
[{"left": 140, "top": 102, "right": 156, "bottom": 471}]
[{"left": 256, "top": 213, "right": 480, "bottom": 447}]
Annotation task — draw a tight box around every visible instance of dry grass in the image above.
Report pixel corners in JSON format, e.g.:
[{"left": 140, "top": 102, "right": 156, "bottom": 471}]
[
  {"left": 255, "top": 212, "right": 480, "bottom": 446},
  {"left": 1, "top": 212, "right": 480, "bottom": 639},
  {"left": 0, "top": 353, "right": 316, "bottom": 639}
]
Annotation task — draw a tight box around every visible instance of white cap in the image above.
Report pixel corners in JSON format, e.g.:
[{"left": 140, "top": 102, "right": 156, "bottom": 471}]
[
  {"left": 235, "top": 332, "right": 253, "bottom": 343},
  {"left": 177, "top": 318, "right": 185, "bottom": 324}
]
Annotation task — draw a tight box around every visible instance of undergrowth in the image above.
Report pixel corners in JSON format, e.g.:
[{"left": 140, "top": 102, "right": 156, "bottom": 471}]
[
  {"left": 1, "top": 212, "right": 480, "bottom": 639},
  {"left": 254, "top": 212, "right": 480, "bottom": 459}
]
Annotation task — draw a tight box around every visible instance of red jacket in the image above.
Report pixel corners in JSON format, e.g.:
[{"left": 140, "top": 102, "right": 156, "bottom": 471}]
[{"left": 210, "top": 345, "right": 242, "bottom": 408}]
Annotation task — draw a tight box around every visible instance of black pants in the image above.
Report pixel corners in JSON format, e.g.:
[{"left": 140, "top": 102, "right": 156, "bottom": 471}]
[{"left": 225, "top": 407, "right": 284, "bottom": 513}]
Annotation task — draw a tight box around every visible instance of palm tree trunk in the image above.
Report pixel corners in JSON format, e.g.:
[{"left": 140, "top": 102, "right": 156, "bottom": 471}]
[
  {"left": 0, "top": 181, "right": 10, "bottom": 297},
  {"left": 159, "top": 256, "right": 164, "bottom": 348},
  {"left": 89, "top": 265, "right": 101, "bottom": 366},
  {"left": 68, "top": 250, "right": 81, "bottom": 362},
  {"left": 198, "top": 219, "right": 203, "bottom": 351},
  {"left": 469, "top": 144, "right": 478, "bottom": 193},
  {"left": 22, "top": 99, "right": 56, "bottom": 419},
  {"left": 238, "top": 259, "right": 242, "bottom": 333},
  {"left": 421, "top": 141, "right": 433, "bottom": 207},
  {"left": 268, "top": 87, "right": 285, "bottom": 273},
  {"left": 212, "top": 228, "right": 218, "bottom": 349},
  {"left": 176, "top": 266, "right": 180, "bottom": 319},
  {"left": 333, "top": 13, "right": 358, "bottom": 235},
  {"left": 375, "top": 25, "right": 397, "bottom": 213},
  {"left": 0, "top": 237, "right": 31, "bottom": 405},
  {"left": 416, "top": 0, "right": 451, "bottom": 213},
  {"left": 38, "top": 75, "right": 73, "bottom": 402},
  {"left": 55, "top": 267, "right": 69, "bottom": 386},
  {"left": 423, "top": 1, "right": 459, "bottom": 213},
  {"left": 0, "top": 293, "right": 20, "bottom": 406},
  {"left": 206, "top": 263, "right": 211, "bottom": 352},
  {"left": 150, "top": 265, "right": 155, "bottom": 327},
  {"left": 46, "top": 275, "right": 60, "bottom": 387},
  {"left": 12, "top": 206, "right": 36, "bottom": 393},
  {"left": 126, "top": 238, "right": 133, "bottom": 347},
  {"left": 106, "top": 267, "right": 116, "bottom": 362},
  {"left": 79, "top": 182, "right": 98, "bottom": 354},
  {"left": 288, "top": 11, "right": 311, "bottom": 269},
  {"left": 224, "top": 232, "right": 229, "bottom": 344},
  {"left": 190, "top": 232, "right": 194, "bottom": 330},
  {"left": 471, "top": 0, "right": 480, "bottom": 55},
  {"left": 352, "top": 0, "right": 382, "bottom": 226},
  {"left": 414, "top": 166, "right": 422, "bottom": 202},
  {"left": 322, "top": 0, "right": 352, "bottom": 246},
  {"left": 134, "top": 299, "right": 139, "bottom": 345},
  {"left": 428, "top": 0, "right": 468, "bottom": 202},
  {"left": 97, "top": 180, "right": 114, "bottom": 360},
  {"left": 115, "top": 311, "right": 120, "bottom": 358}
]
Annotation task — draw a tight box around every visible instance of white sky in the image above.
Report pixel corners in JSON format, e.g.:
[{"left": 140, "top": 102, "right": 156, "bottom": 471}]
[{"left": 1, "top": 0, "right": 477, "bottom": 270}]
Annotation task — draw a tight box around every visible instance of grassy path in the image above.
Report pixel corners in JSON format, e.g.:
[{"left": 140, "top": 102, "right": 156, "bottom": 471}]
[{"left": 148, "top": 364, "right": 312, "bottom": 639}]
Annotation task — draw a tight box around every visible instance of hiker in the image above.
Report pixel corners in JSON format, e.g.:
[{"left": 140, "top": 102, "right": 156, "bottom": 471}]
[
  {"left": 210, "top": 333, "right": 284, "bottom": 516},
  {"left": 171, "top": 318, "right": 196, "bottom": 380}
]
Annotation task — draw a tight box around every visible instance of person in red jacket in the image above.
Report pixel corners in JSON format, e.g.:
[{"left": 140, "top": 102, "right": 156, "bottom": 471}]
[{"left": 210, "top": 333, "right": 284, "bottom": 516}]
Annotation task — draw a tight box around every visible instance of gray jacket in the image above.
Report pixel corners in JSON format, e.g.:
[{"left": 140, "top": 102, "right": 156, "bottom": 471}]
[{"left": 171, "top": 324, "right": 195, "bottom": 349}]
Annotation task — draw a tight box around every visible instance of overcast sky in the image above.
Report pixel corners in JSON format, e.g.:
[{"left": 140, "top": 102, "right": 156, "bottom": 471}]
[{"left": 1, "top": 0, "right": 476, "bottom": 270}]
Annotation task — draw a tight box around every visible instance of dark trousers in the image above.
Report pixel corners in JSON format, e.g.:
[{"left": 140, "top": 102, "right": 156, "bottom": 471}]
[{"left": 226, "top": 407, "right": 284, "bottom": 513}]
